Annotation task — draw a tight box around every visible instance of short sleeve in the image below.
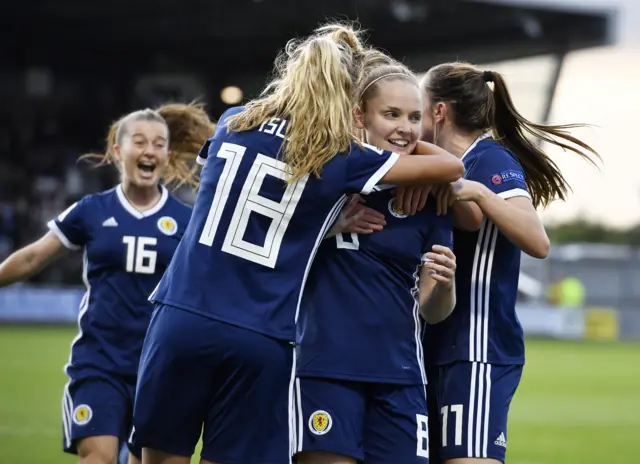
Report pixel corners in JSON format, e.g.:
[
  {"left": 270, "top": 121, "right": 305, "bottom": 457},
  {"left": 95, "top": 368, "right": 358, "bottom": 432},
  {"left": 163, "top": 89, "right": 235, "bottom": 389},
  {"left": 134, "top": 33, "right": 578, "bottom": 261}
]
[
  {"left": 466, "top": 148, "right": 530, "bottom": 200},
  {"left": 195, "top": 139, "right": 212, "bottom": 166},
  {"left": 345, "top": 142, "right": 400, "bottom": 195},
  {"left": 197, "top": 106, "right": 245, "bottom": 165},
  {"left": 47, "top": 198, "right": 90, "bottom": 250}
]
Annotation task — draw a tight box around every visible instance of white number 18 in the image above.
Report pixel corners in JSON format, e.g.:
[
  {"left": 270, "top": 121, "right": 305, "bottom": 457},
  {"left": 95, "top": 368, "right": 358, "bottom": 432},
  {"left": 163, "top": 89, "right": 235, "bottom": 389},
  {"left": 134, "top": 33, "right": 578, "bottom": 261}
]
[{"left": 198, "top": 142, "right": 309, "bottom": 268}]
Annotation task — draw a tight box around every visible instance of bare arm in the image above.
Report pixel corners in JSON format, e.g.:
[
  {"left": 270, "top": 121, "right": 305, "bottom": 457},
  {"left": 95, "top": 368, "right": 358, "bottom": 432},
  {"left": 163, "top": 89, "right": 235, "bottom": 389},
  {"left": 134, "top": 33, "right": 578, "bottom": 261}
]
[
  {"left": 0, "top": 232, "right": 69, "bottom": 287},
  {"left": 419, "top": 272, "right": 456, "bottom": 324},
  {"left": 432, "top": 184, "right": 484, "bottom": 231},
  {"left": 325, "top": 195, "right": 386, "bottom": 239},
  {"left": 418, "top": 245, "right": 457, "bottom": 323},
  {"left": 475, "top": 191, "right": 549, "bottom": 259},
  {"left": 454, "top": 180, "right": 550, "bottom": 258},
  {"left": 381, "top": 150, "right": 464, "bottom": 186},
  {"left": 451, "top": 201, "right": 483, "bottom": 231},
  {"left": 392, "top": 141, "right": 461, "bottom": 215}
]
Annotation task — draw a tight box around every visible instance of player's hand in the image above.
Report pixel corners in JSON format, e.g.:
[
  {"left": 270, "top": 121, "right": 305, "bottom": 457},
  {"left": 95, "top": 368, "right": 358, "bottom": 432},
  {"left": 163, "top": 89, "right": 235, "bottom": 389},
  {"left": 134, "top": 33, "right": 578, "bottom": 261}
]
[
  {"left": 394, "top": 185, "right": 431, "bottom": 216},
  {"left": 329, "top": 195, "right": 386, "bottom": 236},
  {"left": 423, "top": 245, "right": 456, "bottom": 286},
  {"left": 431, "top": 184, "right": 456, "bottom": 216},
  {"left": 450, "top": 178, "right": 487, "bottom": 202}
]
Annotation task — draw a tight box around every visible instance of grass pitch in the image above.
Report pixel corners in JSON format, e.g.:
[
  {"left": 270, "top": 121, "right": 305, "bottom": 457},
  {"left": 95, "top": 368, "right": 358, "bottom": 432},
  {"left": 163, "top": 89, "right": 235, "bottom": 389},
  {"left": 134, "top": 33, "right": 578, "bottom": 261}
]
[{"left": 0, "top": 326, "right": 638, "bottom": 463}]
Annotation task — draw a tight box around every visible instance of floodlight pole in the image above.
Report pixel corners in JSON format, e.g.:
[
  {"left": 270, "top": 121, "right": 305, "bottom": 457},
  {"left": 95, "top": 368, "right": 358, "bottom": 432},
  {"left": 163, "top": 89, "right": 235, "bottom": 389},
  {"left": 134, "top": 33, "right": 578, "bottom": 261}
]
[{"left": 540, "top": 50, "right": 567, "bottom": 125}]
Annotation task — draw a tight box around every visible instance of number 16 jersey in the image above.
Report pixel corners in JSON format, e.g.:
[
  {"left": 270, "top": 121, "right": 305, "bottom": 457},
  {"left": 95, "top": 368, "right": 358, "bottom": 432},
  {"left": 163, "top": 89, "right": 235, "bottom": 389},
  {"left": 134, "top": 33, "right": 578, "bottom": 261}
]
[{"left": 150, "top": 107, "right": 400, "bottom": 342}]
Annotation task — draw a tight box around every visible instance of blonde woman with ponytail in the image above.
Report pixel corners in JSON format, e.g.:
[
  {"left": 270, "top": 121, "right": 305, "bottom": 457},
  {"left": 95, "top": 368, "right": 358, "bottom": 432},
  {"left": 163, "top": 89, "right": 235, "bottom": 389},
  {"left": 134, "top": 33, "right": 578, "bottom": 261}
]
[
  {"left": 132, "top": 23, "right": 464, "bottom": 464},
  {"left": 0, "top": 103, "right": 214, "bottom": 464}
]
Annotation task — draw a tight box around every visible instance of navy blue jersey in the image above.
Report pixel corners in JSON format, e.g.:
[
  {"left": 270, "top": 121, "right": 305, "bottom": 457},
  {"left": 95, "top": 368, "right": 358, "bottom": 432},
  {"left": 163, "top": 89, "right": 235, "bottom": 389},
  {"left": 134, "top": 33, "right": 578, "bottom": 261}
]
[
  {"left": 424, "top": 136, "right": 529, "bottom": 365},
  {"left": 150, "top": 106, "right": 400, "bottom": 341},
  {"left": 48, "top": 185, "right": 192, "bottom": 376},
  {"left": 297, "top": 190, "right": 453, "bottom": 384}
]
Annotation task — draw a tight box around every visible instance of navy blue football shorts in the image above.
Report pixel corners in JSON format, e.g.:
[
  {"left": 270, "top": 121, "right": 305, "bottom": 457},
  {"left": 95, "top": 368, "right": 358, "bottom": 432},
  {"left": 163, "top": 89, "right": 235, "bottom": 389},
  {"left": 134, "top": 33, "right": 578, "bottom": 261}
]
[
  {"left": 294, "top": 377, "right": 430, "bottom": 463},
  {"left": 62, "top": 370, "right": 139, "bottom": 458},
  {"left": 132, "top": 303, "right": 295, "bottom": 464},
  {"left": 426, "top": 361, "right": 523, "bottom": 463}
]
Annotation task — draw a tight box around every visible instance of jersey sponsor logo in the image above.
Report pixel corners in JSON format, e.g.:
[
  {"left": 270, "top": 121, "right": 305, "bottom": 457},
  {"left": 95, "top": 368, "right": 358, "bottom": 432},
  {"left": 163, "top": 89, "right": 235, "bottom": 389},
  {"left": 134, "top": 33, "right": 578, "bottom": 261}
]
[
  {"left": 72, "top": 404, "right": 93, "bottom": 426},
  {"left": 494, "top": 432, "right": 507, "bottom": 448},
  {"left": 491, "top": 170, "right": 524, "bottom": 185},
  {"left": 157, "top": 216, "right": 178, "bottom": 236},
  {"left": 308, "top": 410, "right": 333, "bottom": 435},
  {"left": 102, "top": 217, "right": 118, "bottom": 227},
  {"left": 388, "top": 198, "right": 408, "bottom": 219}
]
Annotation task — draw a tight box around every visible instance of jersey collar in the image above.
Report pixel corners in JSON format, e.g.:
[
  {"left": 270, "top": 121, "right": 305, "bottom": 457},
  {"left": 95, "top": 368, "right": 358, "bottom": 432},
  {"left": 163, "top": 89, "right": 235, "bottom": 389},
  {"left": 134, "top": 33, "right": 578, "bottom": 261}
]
[
  {"left": 460, "top": 132, "right": 492, "bottom": 162},
  {"left": 116, "top": 184, "right": 169, "bottom": 219}
]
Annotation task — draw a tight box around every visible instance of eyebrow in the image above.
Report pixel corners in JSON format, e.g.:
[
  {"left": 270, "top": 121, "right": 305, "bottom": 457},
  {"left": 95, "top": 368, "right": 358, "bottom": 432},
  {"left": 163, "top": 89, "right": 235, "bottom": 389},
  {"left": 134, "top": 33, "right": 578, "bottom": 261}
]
[
  {"left": 131, "top": 133, "right": 167, "bottom": 141},
  {"left": 383, "top": 106, "right": 421, "bottom": 114}
]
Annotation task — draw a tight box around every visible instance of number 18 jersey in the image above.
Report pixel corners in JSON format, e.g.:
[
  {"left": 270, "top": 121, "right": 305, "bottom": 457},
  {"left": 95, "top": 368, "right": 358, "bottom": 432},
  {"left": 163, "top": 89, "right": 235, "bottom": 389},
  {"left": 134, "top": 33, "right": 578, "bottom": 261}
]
[{"left": 150, "top": 107, "right": 400, "bottom": 341}]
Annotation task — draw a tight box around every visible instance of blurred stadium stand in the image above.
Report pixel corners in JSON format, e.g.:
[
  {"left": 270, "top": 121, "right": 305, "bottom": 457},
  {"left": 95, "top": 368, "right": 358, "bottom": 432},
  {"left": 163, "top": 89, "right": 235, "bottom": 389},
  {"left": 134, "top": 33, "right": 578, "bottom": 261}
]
[{"left": 0, "top": 0, "right": 619, "bottom": 336}]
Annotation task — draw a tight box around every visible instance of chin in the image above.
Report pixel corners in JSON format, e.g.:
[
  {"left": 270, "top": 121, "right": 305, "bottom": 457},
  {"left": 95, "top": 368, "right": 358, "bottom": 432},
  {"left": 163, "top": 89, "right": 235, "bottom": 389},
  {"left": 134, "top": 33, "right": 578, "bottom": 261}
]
[
  {"left": 379, "top": 143, "right": 410, "bottom": 156},
  {"left": 132, "top": 177, "right": 159, "bottom": 189}
]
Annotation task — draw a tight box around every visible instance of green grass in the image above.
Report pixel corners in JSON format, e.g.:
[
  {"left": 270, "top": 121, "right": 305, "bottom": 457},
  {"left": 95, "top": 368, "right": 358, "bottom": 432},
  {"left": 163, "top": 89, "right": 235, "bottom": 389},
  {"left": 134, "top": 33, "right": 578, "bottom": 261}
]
[{"left": 0, "top": 327, "right": 638, "bottom": 463}]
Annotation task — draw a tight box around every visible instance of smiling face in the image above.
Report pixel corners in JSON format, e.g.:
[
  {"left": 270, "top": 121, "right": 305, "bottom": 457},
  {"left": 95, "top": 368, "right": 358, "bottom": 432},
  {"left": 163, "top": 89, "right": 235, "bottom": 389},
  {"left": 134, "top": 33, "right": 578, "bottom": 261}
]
[
  {"left": 112, "top": 119, "right": 169, "bottom": 189},
  {"left": 355, "top": 78, "right": 422, "bottom": 155}
]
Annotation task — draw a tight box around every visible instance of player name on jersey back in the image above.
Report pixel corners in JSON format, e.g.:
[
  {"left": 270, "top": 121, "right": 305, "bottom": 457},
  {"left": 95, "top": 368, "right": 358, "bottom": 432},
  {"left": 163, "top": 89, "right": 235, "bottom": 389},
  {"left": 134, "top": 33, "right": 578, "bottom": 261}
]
[{"left": 150, "top": 106, "right": 400, "bottom": 341}]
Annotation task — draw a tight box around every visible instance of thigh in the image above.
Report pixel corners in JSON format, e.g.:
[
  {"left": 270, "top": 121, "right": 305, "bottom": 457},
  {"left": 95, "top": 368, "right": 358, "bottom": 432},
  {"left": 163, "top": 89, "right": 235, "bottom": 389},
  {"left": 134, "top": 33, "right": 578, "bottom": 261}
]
[
  {"left": 132, "top": 304, "right": 218, "bottom": 458},
  {"left": 62, "top": 374, "right": 130, "bottom": 455},
  {"left": 200, "top": 324, "right": 295, "bottom": 464},
  {"left": 294, "top": 377, "right": 366, "bottom": 462},
  {"left": 436, "top": 362, "right": 523, "bottom": 463},
  {"left": 364, "top": 383, "right": 429, "bottom": 463}
]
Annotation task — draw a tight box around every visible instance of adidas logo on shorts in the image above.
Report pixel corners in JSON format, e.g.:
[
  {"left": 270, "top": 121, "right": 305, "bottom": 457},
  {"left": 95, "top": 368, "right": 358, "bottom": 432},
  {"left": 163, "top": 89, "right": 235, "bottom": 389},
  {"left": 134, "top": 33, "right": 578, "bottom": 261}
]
[{"left": 494, "top": 432, "right": 507, "bottom": 448}]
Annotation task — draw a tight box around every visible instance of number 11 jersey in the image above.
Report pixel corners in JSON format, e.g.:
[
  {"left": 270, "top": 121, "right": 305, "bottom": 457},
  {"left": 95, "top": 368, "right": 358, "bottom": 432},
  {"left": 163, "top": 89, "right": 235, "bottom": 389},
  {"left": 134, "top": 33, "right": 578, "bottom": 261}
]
[{"left": 150, "top": 106, "right": 400, "bottom": 342}]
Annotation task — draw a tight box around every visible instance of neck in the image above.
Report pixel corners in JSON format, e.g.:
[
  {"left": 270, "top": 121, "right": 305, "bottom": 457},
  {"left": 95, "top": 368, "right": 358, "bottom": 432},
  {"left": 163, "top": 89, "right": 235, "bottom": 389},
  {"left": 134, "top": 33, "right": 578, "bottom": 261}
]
[
  {"left": 439, "top": 129, "right": 485, "bottom": 159},
  {"left": 121, "top": 181, "right": 162, "bottom": 212}
]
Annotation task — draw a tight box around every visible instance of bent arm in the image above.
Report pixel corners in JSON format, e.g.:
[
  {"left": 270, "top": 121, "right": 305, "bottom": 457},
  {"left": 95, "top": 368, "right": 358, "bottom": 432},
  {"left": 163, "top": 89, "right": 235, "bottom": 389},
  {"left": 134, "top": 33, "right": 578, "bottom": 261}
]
[
  {"left": 475, "top": 189, "right": 550, "bottom": 258},
  {"left": 418, "top": 268, "right": 456, "bottom": 324},
  {"left": 451, "top": 201, "right": 484, "bottom": 231},
  {"left": 381, "top": 150, "right": 464, "bottom": 186},
  {"left": 0, "top": 232, "right": 69, "bottom": 287}
]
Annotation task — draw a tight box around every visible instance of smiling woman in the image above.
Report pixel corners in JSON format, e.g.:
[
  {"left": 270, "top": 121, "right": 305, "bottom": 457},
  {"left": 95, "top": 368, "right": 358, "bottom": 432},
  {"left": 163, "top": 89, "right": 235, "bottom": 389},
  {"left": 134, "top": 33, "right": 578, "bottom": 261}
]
[
  {"left": 85, "top": 103, "right": 215, "bottom": 193},
  {"left": 0, "top": 102, "right": 215, "bottom": 464}
]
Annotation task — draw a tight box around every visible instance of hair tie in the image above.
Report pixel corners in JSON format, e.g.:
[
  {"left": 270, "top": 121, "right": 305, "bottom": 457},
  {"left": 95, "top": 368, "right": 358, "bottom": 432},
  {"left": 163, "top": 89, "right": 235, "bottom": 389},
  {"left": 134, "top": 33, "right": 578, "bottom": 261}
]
[{"left": 483, "top": 71, "right": 494, "bottom": 83}]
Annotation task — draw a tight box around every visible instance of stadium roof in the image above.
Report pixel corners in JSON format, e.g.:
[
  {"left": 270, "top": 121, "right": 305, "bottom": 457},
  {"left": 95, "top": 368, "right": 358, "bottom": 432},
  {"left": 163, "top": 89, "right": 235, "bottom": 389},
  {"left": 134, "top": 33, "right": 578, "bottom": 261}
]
[{"left": 6, "top": 0, "right": 614, "bottom": 73}]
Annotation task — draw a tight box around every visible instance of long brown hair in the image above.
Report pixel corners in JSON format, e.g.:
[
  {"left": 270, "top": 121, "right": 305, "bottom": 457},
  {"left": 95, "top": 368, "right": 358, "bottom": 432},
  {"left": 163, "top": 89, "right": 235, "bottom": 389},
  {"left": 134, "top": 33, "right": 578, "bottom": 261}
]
[
  {"left": 225, "top": 22, "right": 367, "bottom": 182},
  {"left": 82, "top": 102, "right": 215, "bottom": 188},
  {"left": 422, "top": 62, "right": 600, "bottom": 207}
]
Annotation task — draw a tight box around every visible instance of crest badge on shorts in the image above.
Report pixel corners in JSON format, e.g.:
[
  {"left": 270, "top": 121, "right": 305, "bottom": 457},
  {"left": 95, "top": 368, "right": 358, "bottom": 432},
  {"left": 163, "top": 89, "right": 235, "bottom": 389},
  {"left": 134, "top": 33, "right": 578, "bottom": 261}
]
[
  {"left": 308, "top": 410, "right": 333, "bottom": 435},
  {"left": 388, "top": 198, "right": 408, "bottom": 219},
  {"left": 157, "top": 216, "right": 178, "bottom": 236},
  {"left": 72, "top": 404, "right": 93, "bottom": 426}
]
